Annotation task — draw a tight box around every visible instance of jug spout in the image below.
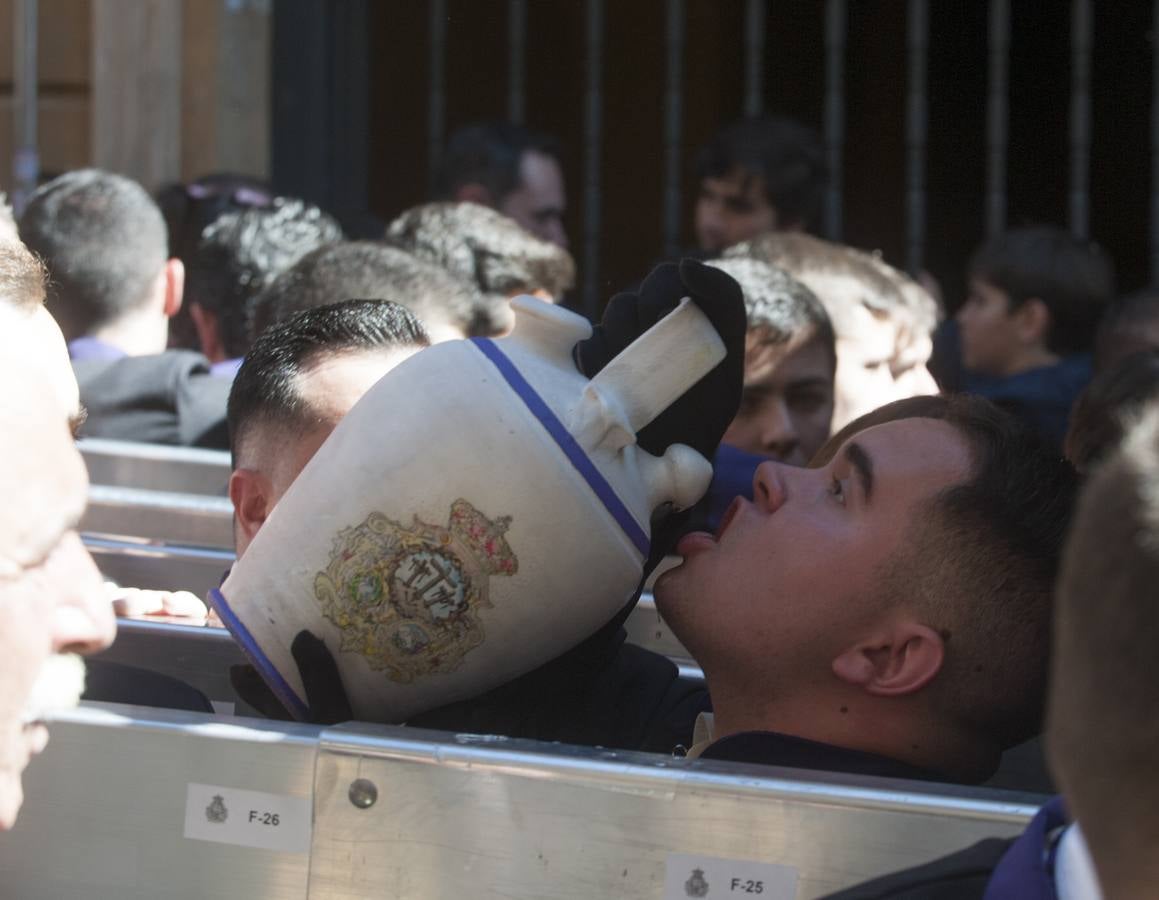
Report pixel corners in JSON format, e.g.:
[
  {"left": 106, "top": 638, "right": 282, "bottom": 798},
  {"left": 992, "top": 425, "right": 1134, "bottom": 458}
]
[
  {"left": 639, "top": 443, "right": 714, "bottom": 513},
  {"left": 568, "top": 298, "right": 726, "bottom": 454}
]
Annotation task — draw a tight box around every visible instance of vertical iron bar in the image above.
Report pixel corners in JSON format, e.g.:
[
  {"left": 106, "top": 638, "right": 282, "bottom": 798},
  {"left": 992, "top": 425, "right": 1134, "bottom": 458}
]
[
  {"left": 743, "top": 0, "right": 766, "bottom": 118},
  {"left": 12, "top": 0, "right": 39, "bottom": 215},
  {"left": 1153, "top": 0, "right": 1159, "bottom": 282},
  {"left": 428, "top": 0, "right": 448, "bottom": 193},
  {"left": 507, "top": 0, "right": 526, "bottom": 123},
  {"left": 582, "top": 0, "right": 604, "bottom": 319},
  {"left": 985, "top": 0, "right": 1010, "bottom": 237},
  {"left": 1069, "top": 0, "right": 1092, "bottom": 239},
  {"left": 662, "top": 0, "right": 685, "bottom": 260},
  {"left": 905, "top": 0, "right": 929, "bottom": 274},
  {"left": 823, "top": 0, "right": 846, "bottom": 241}
]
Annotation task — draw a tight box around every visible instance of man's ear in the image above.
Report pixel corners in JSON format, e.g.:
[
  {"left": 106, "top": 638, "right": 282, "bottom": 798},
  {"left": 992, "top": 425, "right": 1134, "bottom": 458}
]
[
  {"left": 831, "top": 622, "right": 945, "bottom": 697},
  {"left": 454, "top": 183, "right": 494, "bottom": 207},
  {"left": 189, "top": 302, "right": 224, "bottom": 363},
  {"left": 229, "top": 468, "right": 272, "bottom": 554},
  {"left": 1014, "top": 297, "right": 1051, "bottom": 346},
  {"left": 163, "top": 257, "right": 185, "bottom": 318}
]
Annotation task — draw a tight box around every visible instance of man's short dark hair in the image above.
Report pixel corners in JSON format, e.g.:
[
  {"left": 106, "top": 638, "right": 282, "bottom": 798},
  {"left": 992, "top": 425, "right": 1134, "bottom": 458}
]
[
  {"left": 968, "top": 226, "right": 1114, "bottom": 357},
  {"left": 250, "top": 241, "right": 480, "bottom": 341},
  {"left": 1065, "top": 349, "right": 1159, "bottom": 473},
  {"left": 17, "top": 169, "right": 168, "bottom": 340},
  {"left": 187, "top": 197, "right": 344, "bottom": 359},
  {"left": 1093, "top": 287, "right": 1159, "bottom": 373},
  {"left": 707, "top": 256, "right": 835, "bottom": 371},
  {"left": 696, "top": 116, "right": 827, "bottom": 231},
  {"left": 385, "top": 202, "right": 575, "bottom": 335},
  {"left": 227, "top": 298, "right": 429, "bottom": 464},
  {"left": 433, "top": 121, "right": 562, "bottom": 203},
  {"left": 819, "top": 395, "right": 1079, "bottom": 756}
]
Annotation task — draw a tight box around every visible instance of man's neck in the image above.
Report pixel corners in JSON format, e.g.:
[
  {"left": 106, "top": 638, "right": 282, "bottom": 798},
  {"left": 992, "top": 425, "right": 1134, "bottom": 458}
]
[
  {"left": 90, "top": 312, "right": 169, "bottom": 357},
  {"left": 995, "top": 345, "right": 1060, "bottom": 378},
  {"left": 709, "top": 684, "right": 999, "bottom": 783}
]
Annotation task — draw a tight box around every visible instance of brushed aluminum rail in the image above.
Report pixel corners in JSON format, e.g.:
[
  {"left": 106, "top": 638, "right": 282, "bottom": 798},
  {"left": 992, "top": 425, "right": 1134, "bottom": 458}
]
[
  {"left": 79, "top": 438, "right": 232, "bottom": 496},
  {"left": 0, "top": 704, "right": 1044, "bottom": 899}
]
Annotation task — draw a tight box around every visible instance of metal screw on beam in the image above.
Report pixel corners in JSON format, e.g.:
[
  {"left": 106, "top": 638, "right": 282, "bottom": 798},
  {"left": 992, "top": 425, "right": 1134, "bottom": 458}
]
[{"left": 348, "top": 778, "right": 378, "bottom": 809}]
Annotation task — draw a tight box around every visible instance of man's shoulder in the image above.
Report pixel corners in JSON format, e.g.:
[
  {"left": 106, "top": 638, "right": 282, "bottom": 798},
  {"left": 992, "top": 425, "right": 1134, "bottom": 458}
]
[{"left": 74, "top": 349, "right": 229, "bottom": 448}]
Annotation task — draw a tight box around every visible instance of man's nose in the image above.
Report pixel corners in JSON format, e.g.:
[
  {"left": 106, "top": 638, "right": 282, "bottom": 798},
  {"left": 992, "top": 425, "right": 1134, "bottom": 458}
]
[
  {"left": 752, "top": 460, "right": 790, "bottom": 513},
  {"left": 759, "top": 401, "right": 800, "bottom": 463},
  {"left": 50, "top": 532, "right": 116, "bottom": 655}
]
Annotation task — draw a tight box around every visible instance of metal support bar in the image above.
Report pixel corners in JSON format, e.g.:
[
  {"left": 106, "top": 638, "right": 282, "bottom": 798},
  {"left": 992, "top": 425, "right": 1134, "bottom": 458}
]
[
  {"left": 507, "top": 0, "right": 527, "bottom": 123},
  {"left": 662, "top": 0, "right": 685, "bottom": 259},
  {"left": 823, "top": 0, "right": 847, "bottom": 241},
  {"left": 582, "top": 0, "right": 605, "bottom": 319},
  {"left": 1069, "top": 0, "right": 1092, "bottom": 239},
  {"left": 11, "top": 0, "right": 39, "bottom": 214},
  {"left": 1153, "top": 0, "right": 1159, "bottom": 282},
  {"left": 427, "top": 0, "right": 448, "bottom": 192},
  {"left": 986, "top": 0, "right": 1010, "bottom": 237},
  {"left": 905, "top": 0, "right": 929, "bottom": 274},
  {"left": 743, "top": 0, "right": 766, "bottom": 118}
]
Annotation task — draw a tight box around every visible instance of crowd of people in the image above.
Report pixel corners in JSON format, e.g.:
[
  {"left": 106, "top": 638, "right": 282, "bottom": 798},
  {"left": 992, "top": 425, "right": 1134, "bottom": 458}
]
[{"left": 0, "top": 113, "right": 1156, "bottom": 898}]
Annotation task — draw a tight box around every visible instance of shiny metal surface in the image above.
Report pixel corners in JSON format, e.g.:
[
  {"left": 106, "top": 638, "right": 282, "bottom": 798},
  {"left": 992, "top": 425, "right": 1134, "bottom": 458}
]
[
  {"left": 0, "top": 703, "right": 318, "bottom": 899},
  {"left": 83, "top": 485, "right": 236, "bottom": 551},
  {"left": 85, "top": 536, "right": 233, "bottom": 598},
  {"left": 79, "top": 438, "right": 232, "bottom": 496},
  {"left": 308, "top": 722, "right": 1042, "bottom": 899},
  {"left": 94, "top": 618, "right": 251, "bottom": 711}
]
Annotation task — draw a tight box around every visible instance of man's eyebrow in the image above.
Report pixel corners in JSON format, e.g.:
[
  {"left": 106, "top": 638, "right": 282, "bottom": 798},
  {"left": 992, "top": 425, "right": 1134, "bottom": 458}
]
[{"left": 844, "top": 441, "right": 874, "bottom": 503}]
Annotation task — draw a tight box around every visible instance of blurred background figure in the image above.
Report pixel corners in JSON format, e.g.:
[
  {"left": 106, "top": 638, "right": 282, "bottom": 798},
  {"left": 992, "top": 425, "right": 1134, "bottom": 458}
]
[
  {"left": 156, "top": 173, "right": 274, "bottom": 351},
  {"left": 727, "top": 232, "right": 931, "bottom": 431},
  {"left": 956, "top": 226, "right": 1114, "bottom": 449},
  {"left": 184, "top": 197, "right": 344, "bottom": 378},
  {"left": 18, "top": 169, "right": 230, "bottom": 446},
  {"left": 433, "top": 122, "right": 568, "bottom": 249},
  {"left": 694, "top": 116, "right": 827, "bottom": 256},
  {"left": 386, "top": 202, "right": 575, "bottom": 336},
  {"left": 250, "top": 241, "right": 479, "bottom": 344},
  {"left": 1093, "top": 287, "right": 1159, "bottom": 374}
]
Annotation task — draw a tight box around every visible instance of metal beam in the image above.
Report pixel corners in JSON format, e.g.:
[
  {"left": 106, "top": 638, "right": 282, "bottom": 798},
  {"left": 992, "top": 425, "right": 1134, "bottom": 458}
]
[
  {"left": 1069, "top": 0, "right": 1092, "bottom": 239},
  {"left": 427, "top": 0, "right": 448, "bottom": 192},
  {"left": 744, "top": 0, "right": 766, "bottom": 118},
  {"left": 986, "top": 0, "right": 1010, "bottom": 237},
  {"left": 582, "top": 0, "right": 605, "bottom": 319},
  {"left": 507, "top": 0, "right": 527, "bottom": 123},
  {"left": 11, "top": 0, "right": 38, "bottom": 214},
  {"left": 662, "top": 0, "right": 685, "bottom": 259},
  {"left": 823, "top": 0, "right": 847, "bottom": 241},
  {"left": 905, "top": 0, "right": 929, "bottom": 274}
]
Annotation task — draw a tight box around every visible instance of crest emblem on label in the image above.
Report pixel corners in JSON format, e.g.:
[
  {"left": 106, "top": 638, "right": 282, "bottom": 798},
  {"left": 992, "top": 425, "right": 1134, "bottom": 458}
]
[
  {"left": 684, "top": 867, "right": 709, "bottom": 897},
  {"left": 315, "top": 499, "right": 518, "bottom": 683},
  {"left": 205, "top": 794, "right": 228, "bottom": 824}
]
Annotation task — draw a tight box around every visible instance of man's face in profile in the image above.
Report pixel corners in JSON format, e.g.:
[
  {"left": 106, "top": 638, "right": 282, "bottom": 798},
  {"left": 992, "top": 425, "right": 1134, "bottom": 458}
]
[
  {"left": 695, "top": 168, "right": 778, "bottom": 255},
  {"left": 723, "top": 333, "right": 835, "bottom": 466},
  {"left": 0, "top": 311, "right": 114, "bottom": 829},
  {"left": 499, "top": 150, "right": 568, "bottom": 249},
  {"left": 655, "top": 417, "right": 970, "bottom": 695}
]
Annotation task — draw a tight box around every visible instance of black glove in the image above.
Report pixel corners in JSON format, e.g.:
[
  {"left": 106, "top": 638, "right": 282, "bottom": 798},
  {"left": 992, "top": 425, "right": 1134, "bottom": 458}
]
[
  {"left": 230, "top": 630, "right": 352, "bottom": 724},
  {"left": 574, "top": 258, "right": 747, "bottom": 462}
]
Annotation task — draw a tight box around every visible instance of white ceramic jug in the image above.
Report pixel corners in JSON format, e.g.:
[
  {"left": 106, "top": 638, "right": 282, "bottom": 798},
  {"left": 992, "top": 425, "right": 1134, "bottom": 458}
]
[{"left": 210, "top": 295, "right": 725, "bottom": 721}]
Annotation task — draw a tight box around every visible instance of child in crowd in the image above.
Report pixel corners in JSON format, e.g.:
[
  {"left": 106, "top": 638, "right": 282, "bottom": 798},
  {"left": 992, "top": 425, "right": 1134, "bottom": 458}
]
[
  {"left": 693, "top": 257, "right": 836, "bottom": 531},
  {"left": 957, "top": 226, "right": 1114, "bottom": 448}
]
